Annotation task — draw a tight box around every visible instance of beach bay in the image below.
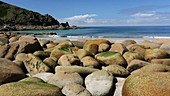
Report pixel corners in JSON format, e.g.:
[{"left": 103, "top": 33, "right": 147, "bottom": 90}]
[{"left": 15, "top": 26, "right": 170, "bottom": 39}]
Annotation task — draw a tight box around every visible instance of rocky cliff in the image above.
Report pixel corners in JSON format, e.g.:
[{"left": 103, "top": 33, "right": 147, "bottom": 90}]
[{"left": 0, "top": 1, "right": 60, "bottom": 30}]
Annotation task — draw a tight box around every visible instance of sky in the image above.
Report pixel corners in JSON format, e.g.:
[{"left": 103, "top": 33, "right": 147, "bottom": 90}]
[{"left": 2, "top": 0, "right": 170, "bottom": 26}]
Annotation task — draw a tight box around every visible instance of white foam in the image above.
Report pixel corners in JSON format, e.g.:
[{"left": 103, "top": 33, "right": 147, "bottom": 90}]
[
  {"left": 153, "top": 36, "right": 170, "bottom": 39},
  {"left": 143, "top": 36, "right": 170, "bottom": 39}
]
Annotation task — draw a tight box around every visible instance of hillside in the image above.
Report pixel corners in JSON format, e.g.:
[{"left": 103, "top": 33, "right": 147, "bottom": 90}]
[{"left": 0, "top": 1, "right": 63, "bottom": 30}]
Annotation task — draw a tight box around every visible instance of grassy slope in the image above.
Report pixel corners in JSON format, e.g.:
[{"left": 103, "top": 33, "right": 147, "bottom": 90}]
[{"left": 0, "top": 1, "right": 59, "bottom": 26}]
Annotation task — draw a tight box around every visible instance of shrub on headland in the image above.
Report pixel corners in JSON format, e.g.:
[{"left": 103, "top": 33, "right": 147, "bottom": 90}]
[{"left": 0, "top": 1, "right": 76, "bottom": 31}]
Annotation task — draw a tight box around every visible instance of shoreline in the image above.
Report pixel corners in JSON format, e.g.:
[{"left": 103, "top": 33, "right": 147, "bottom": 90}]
[
  {"left": 36, "top": 34, "right": 170, "bottom": 42},
  {"left": 1, "top": 31, "right": 170, "bottom": 43},
  {"left": 11, "top": 26, "right": 170, "bottom": 42}
]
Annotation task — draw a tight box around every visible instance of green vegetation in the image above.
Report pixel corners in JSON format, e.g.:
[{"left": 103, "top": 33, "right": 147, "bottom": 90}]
[
  {"left": 0, "top": 80, "right": 62, "bottom": 96},
  {"left": 58, "top": 46, "right": 72, "bottom": 53},
  {"left": 0, "top": 6, "right": 7, "bottom": 17},
  {"left": 19, "top": 77, "right": 57, "bottom": 87},
  {"left": 0, "top": 1, "right": 59, "bottom": 26},
  {"left": 22, "top": 81, "right": 56, "bottom": 87},
  {"left": 97, "top": 51, "right": 118, "bottom": 57},
  {"left": 19, "top": 77, "right": 45, "bottom": 83}
]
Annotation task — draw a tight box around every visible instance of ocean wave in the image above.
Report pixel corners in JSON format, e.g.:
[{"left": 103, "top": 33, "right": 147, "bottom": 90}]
[
  {"left": 46, "top": 35, "right": 170, "bottom": 40},
  {"left": 143, "top": 36, "right": 170, "bottom": 39},
  {"left": 48, "top": 35, "right": 139, "bottom": 39}
]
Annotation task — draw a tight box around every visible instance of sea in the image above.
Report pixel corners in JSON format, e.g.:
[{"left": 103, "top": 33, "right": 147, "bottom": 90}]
[{"left": 15, "top": 26, "right": 170, "bottom": 40}]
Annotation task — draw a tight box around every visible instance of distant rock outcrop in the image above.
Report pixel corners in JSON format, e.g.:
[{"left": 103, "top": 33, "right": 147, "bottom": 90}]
[
  {"left": 0, "top": 1, "right": 60, "bottom": 30},
  {"left": 58, "top": 22, "right": 77, "bottom": 30}
]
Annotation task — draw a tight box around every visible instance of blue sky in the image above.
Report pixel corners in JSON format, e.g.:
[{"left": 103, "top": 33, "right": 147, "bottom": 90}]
[{"left": 2, "top": 0, "right": 170, "bottom": 26}]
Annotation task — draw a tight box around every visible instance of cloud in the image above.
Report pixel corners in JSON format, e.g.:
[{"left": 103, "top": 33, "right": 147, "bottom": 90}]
[
  {"left": 119, "top": 5, "right": 170, "bottom": 15},
  {"left": 59, "top": 11, "right": 170, "bottom": 26},
  {"left": 62, "top": 14, "right": 97, "bottom": 25},
  {"left": 126, "top": 12, "right": 170, "bottom": 25},
  {"left": 128, "top": 12, "right": 158, "bottom": 23},
  {"left": 65, "top": 14, "right": 97, "bottom": 20},
  {"left": 116, "top": 5, "right": 170, "bottom": 26},
  {"left": 131, "top": 13, "right": 155, "bottom": 17}
]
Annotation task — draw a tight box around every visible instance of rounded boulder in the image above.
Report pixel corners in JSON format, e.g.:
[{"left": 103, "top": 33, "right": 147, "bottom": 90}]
[
  {"left": 0, "top": 58, "right": 25, "bottom": 84},
  {"left": 123, "top": 72, "right": 170, "bottom": 96},
  {"left": 85, "top": 70, "right": 115, "bottom": 96}
]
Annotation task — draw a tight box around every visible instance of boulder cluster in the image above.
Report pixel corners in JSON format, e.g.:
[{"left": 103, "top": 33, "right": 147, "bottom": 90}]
[{"left": 0, "top": 32, "right": 170, "bottom": 96}]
